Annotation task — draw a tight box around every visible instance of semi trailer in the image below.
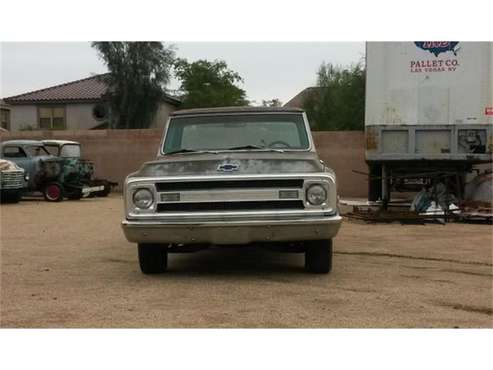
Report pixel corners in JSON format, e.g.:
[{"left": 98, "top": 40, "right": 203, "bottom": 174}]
[{"left": 365, "top": 42, "right": 493, "bottom": 205}]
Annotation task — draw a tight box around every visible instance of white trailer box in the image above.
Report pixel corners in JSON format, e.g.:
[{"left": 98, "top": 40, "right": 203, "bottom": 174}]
[{"left": 365, "top": 42, "right": 493, "bottom": 163}]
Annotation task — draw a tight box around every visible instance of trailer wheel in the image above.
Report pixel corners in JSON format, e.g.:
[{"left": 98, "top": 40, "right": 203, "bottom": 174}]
[
  {"left": 43, "top": 182, "right": 64, "bottom": 202},
  {"left": 305, "top": 239, "right": 333, "bottom": 274},
  {"left": 138, "top": 244, "right": 168, "bottom": 274}
]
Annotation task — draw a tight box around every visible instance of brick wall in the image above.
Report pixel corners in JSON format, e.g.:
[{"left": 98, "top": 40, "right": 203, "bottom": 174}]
[{"left": 0, "top": 129, "right": 368, "bottom": 197}]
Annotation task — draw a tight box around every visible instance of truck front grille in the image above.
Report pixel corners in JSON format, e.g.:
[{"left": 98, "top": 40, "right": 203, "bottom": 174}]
[
  {"left": 0, "top": 171, "right": 24, "bottom": 189},
  {"left": 155, "top": 179, "right": 303, "bottom": 191},
  {"left": 156, "top": 200, "right": 304, "bottom": 213},
  {"left": 153, "top": 178, "right": 306, "bottom": 213}
]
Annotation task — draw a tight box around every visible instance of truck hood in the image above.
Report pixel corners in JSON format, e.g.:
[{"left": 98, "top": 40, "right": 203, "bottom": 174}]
[
  {"left": 132, "top": 152, "right": 327, "bottom": 178},
  {"left": 0, "top": 159, "right": 24, "bottom": 172}
]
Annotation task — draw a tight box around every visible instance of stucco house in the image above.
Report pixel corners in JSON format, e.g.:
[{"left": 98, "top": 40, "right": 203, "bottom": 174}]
[
  {"left": 1, "top": 99, "right": 11, "bottom": 131},
  {"left": 3, "top": 74, "right": 181, "bottom": 131}
]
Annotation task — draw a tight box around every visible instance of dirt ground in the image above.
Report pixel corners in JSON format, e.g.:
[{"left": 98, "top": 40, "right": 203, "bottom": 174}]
[{"left": 1, "top": 194, "right": 492, "bottom": 328}]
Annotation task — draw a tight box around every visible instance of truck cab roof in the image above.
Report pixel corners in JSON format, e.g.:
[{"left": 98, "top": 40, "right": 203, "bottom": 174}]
[
  {"left": 42, "top": 140, "right": 80, "bottom": 146},
  {"left": 1, "top": 140, "right": 45, "bottom": 147},
  {"left": 170, "top": 106, "right": 304, "bottom": 117}
]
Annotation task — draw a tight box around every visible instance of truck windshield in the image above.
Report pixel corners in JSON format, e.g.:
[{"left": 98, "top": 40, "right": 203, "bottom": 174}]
[
  {"left": 60, "top": 144, "right": 81, "bottom": 158},
  {"left": 24, "top": 145, "right": 50, "bottom": 157},
  {"left": 163, "top": 114, "right": 310, "bottom": 153}
]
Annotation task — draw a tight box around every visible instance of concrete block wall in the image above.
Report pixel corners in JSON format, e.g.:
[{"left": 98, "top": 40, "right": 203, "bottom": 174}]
[
  {"left": 0, "top": 129, "right": 368, "bottom": 197},
  {"left": 313, "top": 131, "right": 367, "bottom": 198}
]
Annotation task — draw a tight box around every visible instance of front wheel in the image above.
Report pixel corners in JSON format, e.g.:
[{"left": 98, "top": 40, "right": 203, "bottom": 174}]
[
  {"left": 0, "top": 190, "right": 22, "bottom": 203},
  {"left": 43, "top": 182, "right": 64, "bottom": 202},
  {"left": 305, "top": 239, "right": 333, "bottom": 274},
  {"left": 138, "top": 244, "right": 168, "bottom": 274}
]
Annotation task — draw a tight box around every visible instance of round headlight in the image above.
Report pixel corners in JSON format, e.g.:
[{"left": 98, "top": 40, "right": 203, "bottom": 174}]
[
  {"left": 306, "top": 184, "right": 327, "bottom": 206},
  {"left": 133, "top": 188, "right": 154, "bottom": 209}
]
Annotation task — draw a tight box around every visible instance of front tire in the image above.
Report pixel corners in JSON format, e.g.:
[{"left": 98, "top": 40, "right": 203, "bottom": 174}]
[
  {"left": 138, "top": 244, "right": 168, "bottom": 274},
  {"left": 305, "top": 239, "right": 333, "bottom": 273},
  {"left": 1, "top": 190, "right": 22, "bottom": 203},
  {"left": 43, "top": 182, "right": 64, "bottom": 202}
]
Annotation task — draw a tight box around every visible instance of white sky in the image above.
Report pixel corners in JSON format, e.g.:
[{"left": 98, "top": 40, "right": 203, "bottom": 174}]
[{"left": 1, "top": 42, "right": 364, "bottom": 104}]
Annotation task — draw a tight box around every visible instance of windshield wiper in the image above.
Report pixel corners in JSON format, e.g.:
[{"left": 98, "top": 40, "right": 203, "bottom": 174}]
[
  {"left": 166, "top": 146, "right": 285, "bottom": 155},
  {"left": 164, "top": 148, "right": 220, "bottom": 155},
  {"left": 226, "top": 145, "right": 265, "bottom": 150},
  {"left": 164, "top": 149, "right": 198, "bottom": 155},
  {"left": 226, "top": 145, "right": 284, "bottom": 153}
]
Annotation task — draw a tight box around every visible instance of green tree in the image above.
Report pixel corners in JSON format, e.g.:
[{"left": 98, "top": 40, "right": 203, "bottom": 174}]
[
  {"left": 303, "top": 62, "right": 365, "bottom": 131},
  {"left": 174, "top": 59, "right": 248, "bottom": 108},
  {"left": 92, "top": 42, "right": 175, "bottom": 129},
  {"left": 262, "top": 98, "right": 282, "bottom": 107}
]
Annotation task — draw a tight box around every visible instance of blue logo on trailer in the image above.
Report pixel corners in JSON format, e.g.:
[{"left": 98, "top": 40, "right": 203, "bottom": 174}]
[{"left": 414, "top": 42, "right": 460, "bottom": 57}]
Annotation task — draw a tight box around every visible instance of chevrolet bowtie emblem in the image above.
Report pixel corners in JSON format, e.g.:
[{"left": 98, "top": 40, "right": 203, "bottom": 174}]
[{"left": 217, "top": 163, "right": 240, "bottom": 172}]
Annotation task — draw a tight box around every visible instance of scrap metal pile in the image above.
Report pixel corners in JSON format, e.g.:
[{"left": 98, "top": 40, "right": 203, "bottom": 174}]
[
  {"left": 460, "top": 171, "right": 493, "bottom": 222},
  {"left": 345, "top": 204, "right": 462, "bottom": 224},
  {"left": 345, "top": 170, "right": 493, "bottom": 224}
]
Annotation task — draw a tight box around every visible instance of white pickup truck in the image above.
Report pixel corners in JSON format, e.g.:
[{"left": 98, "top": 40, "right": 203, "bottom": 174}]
[{"left": 122, "top": 107, "right": 342, "bottom": 274}]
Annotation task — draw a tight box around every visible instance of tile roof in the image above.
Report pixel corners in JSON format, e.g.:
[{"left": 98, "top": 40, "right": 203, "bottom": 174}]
[
  {"left": 283, "top": 87, "right": 321, "bottom": 108},
  {"left": 4, "top": 74, "right": 181, "bottom": 106},
  {"left": 4, "top": 74, "right": 110, "bottom": 104}
]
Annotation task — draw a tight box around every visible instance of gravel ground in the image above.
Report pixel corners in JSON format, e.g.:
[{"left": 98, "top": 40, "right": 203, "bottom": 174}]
[{"left": 1, "top": 194, "right": 492, "bottom": 328}]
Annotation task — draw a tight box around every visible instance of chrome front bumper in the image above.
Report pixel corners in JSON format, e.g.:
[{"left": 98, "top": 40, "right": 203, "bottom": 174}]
[{"left": 121, "top": 215, "right": 342, "bottom": 245}]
